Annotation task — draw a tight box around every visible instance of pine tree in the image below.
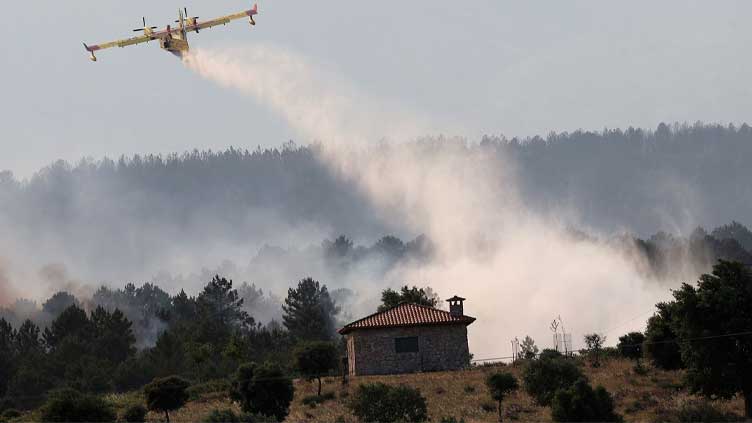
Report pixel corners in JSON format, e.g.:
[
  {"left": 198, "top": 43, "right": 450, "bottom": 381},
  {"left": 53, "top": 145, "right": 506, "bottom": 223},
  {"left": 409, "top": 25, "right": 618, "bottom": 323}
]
[{"left": 283, "top": 278, "right": 339, "bottom": 341}]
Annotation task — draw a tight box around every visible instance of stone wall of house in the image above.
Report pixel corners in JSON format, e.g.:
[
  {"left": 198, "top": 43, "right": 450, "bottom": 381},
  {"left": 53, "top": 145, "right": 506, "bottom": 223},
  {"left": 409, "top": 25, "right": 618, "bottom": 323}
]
[{"left": 346, "top": 325, "right": 470, "bottom": 376}]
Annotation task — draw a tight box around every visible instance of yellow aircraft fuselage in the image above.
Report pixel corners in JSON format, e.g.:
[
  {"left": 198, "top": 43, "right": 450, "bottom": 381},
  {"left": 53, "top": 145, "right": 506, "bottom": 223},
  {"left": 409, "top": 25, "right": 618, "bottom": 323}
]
[{"left": 84, "top": 4, "right": 258, "bottom": 61}]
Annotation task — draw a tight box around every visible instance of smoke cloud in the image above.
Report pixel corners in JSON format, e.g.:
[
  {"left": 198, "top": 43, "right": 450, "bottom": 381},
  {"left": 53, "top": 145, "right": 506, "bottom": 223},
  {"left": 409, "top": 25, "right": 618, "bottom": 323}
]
[
  {"left": 0, "top": 257, "right": 13, "bottom": 306},
  {"left": 183, "top": 45, "right": 672, "bottom": 357}
]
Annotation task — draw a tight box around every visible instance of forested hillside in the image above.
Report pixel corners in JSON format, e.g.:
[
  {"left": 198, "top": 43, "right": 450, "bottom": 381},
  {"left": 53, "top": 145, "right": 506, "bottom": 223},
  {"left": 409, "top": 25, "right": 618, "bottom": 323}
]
[{"left": 0, "top": 122, "right": 750, "bottom": 290}]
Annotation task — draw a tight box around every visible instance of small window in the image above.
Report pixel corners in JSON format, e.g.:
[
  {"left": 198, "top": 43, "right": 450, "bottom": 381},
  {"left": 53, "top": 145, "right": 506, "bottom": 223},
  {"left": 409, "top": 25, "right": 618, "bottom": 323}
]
[{"left": 395, "top": 336, "right": 419, "bottom": 353}]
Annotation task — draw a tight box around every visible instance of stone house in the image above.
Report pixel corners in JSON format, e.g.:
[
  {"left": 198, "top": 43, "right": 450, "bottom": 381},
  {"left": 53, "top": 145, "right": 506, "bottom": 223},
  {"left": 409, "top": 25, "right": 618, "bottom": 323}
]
[{"left": 338, "top": 296, "right": 475, "bottom": 376}]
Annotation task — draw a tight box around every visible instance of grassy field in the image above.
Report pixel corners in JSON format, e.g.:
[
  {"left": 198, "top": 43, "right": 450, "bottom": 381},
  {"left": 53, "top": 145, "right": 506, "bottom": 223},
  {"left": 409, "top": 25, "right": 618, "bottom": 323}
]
[{"left": 13, "top": 357, "right": 746, "bottom": 422}]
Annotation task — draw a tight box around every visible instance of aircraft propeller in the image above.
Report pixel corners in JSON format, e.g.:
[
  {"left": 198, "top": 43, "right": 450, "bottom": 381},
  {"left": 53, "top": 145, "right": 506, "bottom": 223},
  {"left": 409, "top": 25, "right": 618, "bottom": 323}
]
[{"left": 133, "top": 17, "right": 158, "bottom": 32}]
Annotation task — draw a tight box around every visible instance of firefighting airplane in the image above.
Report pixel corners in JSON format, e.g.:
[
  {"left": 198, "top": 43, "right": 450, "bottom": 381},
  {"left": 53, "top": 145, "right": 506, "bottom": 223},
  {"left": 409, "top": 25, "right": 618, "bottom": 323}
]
[{"left": 83, "top": 3, "right": 258, "bottom": 61}]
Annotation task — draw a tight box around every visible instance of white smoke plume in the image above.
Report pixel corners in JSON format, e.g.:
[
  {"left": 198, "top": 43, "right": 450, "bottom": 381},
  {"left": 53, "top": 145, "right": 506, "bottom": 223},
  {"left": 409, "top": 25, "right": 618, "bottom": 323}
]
[{"left": 183, "top": 45, "right": 672, "bottom": 358}]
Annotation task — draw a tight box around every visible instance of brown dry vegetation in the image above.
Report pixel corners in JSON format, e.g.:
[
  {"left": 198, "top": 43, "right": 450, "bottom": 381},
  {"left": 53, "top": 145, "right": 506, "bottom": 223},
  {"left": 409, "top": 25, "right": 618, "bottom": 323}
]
[{"left": 11, "top": 357, "right": 745, "bottom": 422}]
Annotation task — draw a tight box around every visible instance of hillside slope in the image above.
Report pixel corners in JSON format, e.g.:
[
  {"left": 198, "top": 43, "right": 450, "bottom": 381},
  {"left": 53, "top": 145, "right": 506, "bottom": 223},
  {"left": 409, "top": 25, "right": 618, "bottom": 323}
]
[{"left": 60, "top": 358, "right": 742, "bottom": 423}]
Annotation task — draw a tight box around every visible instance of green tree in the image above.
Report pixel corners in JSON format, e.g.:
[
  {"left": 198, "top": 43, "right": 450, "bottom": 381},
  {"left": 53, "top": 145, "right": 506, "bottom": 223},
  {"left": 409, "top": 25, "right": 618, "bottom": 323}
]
[
  {"left": 583, "top": 333, "right": 606, "bottom": 367},
  {"left": 617, "top": 332, "right": 645, "bottom": 361},
  {"left": 144, "top": 376, "right": 190, "bottom": 423},
  {"left": 15, "top": 319, "right": 42, "bottom": 356},
  {"left": 644, "top": 302, "right": 683, "bottom": 370},
  {"left": 196, "top": 276, "right": 254, "bottom": 344},
  {"left": 670, "top": 260, "right": 752, "bottom": 418},
  {"left": 485, "top": 372, "right": 519, "bottom": 422},
  {"left": 378, "top": 285, "right": 440, "bottom": 311},
  {"left": 519, "top": 336, "right": 539, "bottom": 360},
  {"left": 348, "top": 383, "right": 428, "bottom": 423},
  {"left": 121, "top": 403, "right": 147, "bottom": 423},
  {"left": 523, "top": 354, "right": 584, "bottom": 406},
  {"left": 294, "top": 341, "right": 339, "bottom": 396},
  {"left": 40, "top": 388, "right": 116, "bottom": 423},
  {"left": 90, "top": 307, "right": 136, "bottom": 364},
  {"left": 551, "top": 379, "right": 621, "bottom": 422},
  {"left": 231, "top": 362, "right": 293, "bottom": 422},
  {"left": 43, "top": 305, "right": 91, "bottom": 350},
  {"left": 0, "top": 318, "right": 15, "bottom": 397},
  {"left": 42, "top": 292, "right": 80, "bottom": 318},
  {"left": 712, "top": 221, "right": 752, "bottom": 251},
  {"left": 282, "top": 278, "right": 339, "bottom": 341}
]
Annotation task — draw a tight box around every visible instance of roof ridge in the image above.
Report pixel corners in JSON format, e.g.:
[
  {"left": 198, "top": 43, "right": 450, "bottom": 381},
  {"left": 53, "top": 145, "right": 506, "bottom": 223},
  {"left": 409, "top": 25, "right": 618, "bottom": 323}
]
[{"left": 338, "top": 301, "right": 475, "bottom": 334}]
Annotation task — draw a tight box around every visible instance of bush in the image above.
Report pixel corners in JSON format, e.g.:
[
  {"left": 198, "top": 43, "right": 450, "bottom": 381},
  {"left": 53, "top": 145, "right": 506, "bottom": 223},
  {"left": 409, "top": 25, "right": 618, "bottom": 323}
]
[
  {"left": 523, "top": 354, "right": 584, "bottom": 406},
  {"left": 293, "top": 341, "right": 339, "bottom": 396},
  {"left": 113, "top": 357, "right": 157, "bottom": 392},
  {"left": 551, "top": 379, "right": 621, "bottom": 422},
  {"left": 40, "top": 388, "right": 116, "bottom": 422},
  {"left": 617, "top": 332, "right": 645, "bottom": 361},
  {"left": 538, "top": 349, "right": 563, "bottom": 361},
  {"left": 486, "top": 372, "right": 519, "bottom": 422},
  {"left": 348, "top": 383, "right": 428, "bottom": 423},
  {"left": 676, "top": 400, "right": 742, "bottom": 422},
  {"left": 187, "top": 379, "right": 231, "bottom": 401},
  {"left": 204, "top": 409, "right": 240, "bottom": 423},
  {"left": 583, "top": 333, "right": 606, "bottom": 367},
  {"left": 231, "top": 362, "right": 293, "bottom": 422},
  {"left": 301, "top": 391, "right": 336, "bottom": 407},
  {"left": 0, "top": 409, "right": 21, "bottom": 421},
  {"left": 144, "top": 375, "right": 190, "bottom": 422},
  {"left": 203, "top": 409, "right": 272, "bottom": 423},
  {"left": 440, "top": 417, "right": 466, "bottom": 423},
  {"left": 644, "top": 303, "right": 683, "bottom": 370},
  {"left": 121, "top": 403, "right": 147, "bottom": 422}
]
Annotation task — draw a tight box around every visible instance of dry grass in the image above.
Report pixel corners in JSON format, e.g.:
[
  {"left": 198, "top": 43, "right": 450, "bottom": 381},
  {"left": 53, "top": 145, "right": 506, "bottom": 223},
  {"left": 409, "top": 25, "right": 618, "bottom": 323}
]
[{"left": 12, "top": 358, "right": 745, "bottom": 422}]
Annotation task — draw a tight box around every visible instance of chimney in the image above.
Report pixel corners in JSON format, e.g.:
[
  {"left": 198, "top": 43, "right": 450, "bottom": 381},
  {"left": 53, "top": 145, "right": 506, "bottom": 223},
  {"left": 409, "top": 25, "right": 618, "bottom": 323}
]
[{"left": 446, "top": 295, "right": 466, "bottom": 317}]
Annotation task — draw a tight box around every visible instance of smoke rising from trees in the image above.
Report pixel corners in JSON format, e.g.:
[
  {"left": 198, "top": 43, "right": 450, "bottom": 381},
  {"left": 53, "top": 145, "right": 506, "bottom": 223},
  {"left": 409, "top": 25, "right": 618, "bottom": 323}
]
[
  {"left": 181, "top": 44, "right": 752, "bottom": 356},
  {"left": 0, "top": 44, "right": 750, "bottom": 356}
]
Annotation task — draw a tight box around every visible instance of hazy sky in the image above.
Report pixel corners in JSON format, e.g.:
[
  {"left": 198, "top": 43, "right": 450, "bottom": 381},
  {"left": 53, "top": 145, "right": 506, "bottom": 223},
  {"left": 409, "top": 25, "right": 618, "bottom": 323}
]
[{"left": 2, "top": 1, "right": 751, "bottom": 177}]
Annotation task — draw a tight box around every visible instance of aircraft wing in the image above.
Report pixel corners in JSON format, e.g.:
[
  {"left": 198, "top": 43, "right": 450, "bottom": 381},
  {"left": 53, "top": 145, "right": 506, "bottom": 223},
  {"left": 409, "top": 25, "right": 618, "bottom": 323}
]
[
  {"left": 188, "top": 4, "right": 258, "bottom": 32},
  {"left": 86, "top": 34, "right": 152, "bottom": 52},
  {"left": 85, "top": 27, "right": 181, "bottom": 52}
]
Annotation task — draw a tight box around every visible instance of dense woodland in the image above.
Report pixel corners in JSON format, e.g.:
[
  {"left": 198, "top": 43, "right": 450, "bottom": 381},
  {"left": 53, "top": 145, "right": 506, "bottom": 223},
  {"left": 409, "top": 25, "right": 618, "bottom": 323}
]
[
  {"left": 0, "top": 123, "right": 751, "bottom": 285},
  {"left": 1, "top": 259, "right": 752, "bottom": 421},
  {"left": 1, "top": 123, "right": 752, "bottom": 420}
]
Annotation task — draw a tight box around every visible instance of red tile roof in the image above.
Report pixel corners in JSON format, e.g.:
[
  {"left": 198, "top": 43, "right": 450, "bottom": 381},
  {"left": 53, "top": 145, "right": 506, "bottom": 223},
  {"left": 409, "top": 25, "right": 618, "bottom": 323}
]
[{"left": 338, "top": 302, "right": 475, "bottom": 334}]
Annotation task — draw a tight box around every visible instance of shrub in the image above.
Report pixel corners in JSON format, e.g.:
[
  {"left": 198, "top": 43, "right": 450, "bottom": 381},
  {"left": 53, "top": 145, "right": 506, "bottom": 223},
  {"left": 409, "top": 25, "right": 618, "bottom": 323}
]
[
  {"left": 144, "top": 375, "right": 190, "bottom": 423},
  {"left": 293, "top": 341, "right": 339, "bottom": 396},
  {"left": 633, "top": 360, "right": 648, "bottom": 375},
  {"left": 644, "top": 303, "right": 683, "bottom": 370},
  {"left": 523, "top": 354, "right": 584, "bottom": 405},
  {"left": 204, "top": 409, "right": 240, "bottom": 423},
  {"left": 113, "top": 356, "right": 157, "bottom": 392},
  {"left": 40, "top": 388, "right": 116, "bottom": 422},
  {"left": 0, "top": 409, "right": 21, "bottom": 421},
  {"left": 583, "top": 333, "right": 606, "bottom": 367},
  {"left": 187, "top": 379, "right": 231, "bottom": 401},
  {"left": 538, "top": 349, "right": 563, "bottom": 361},
  {"left": 617, "top": 332, "right": 645, "bottom": 361},
  {"left": 486, "top": 372, "right": 519, "bottom": 422},
  {"left": 551, "top": 379, "right": 621, "bottom": 422},
  {"left": 348, "top": 383, "right": 428, "bottom": 423},
  {"left": 440, "top": 417, "right": 466, "bottom": 423},
  {"left": 121, "top": 403, "right": 147, "bottom": 422},
  {"left": 231, "top": 362, "right": 293, "bottom": 422},
  {"left": 480, "top": 402, "right": 496, "bottom": 413},
  {"left": 301, "top": 391, "right": 336, "bottom": 407},
  {"left": 519, "top": 336, "right": 539, "bottom": 360},
  {"left": 203, "top": 409, "right": 272, "bottom": 423},
  {"left": 463, "top": 385, "right": 475, "bottom": 394},
  {"left": 676, "top": 400, "right": 742, "bottom": 422}
]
